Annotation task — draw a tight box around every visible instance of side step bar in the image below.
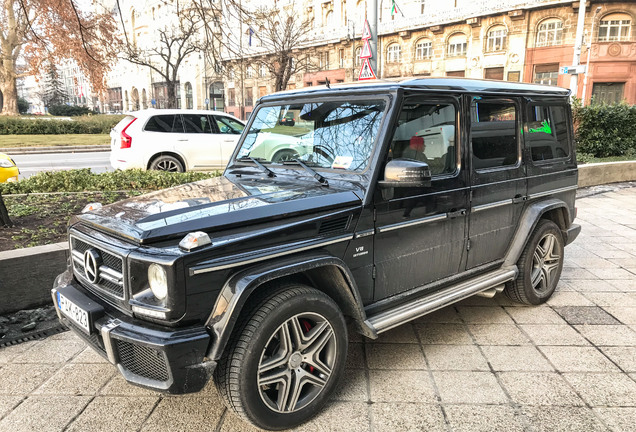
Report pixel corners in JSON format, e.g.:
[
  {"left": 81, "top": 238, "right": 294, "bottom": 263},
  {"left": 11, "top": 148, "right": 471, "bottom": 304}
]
[{"left": 367, "top": 267, "right": 518, "bottom": 334}]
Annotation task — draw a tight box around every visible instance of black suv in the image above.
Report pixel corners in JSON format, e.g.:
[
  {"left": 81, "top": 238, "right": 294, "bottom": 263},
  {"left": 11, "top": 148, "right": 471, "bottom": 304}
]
[{"left": 52, "top": 78, "right": 580, "bottom": 430}]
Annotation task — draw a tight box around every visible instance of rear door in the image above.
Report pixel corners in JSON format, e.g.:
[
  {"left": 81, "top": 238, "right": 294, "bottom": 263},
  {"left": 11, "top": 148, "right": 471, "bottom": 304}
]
[
  {"left": 143, "top": 114, "right": 186, "bottom": 159},
  {"left": 466, "top": 96, "right": 527, "bottom": 269}
]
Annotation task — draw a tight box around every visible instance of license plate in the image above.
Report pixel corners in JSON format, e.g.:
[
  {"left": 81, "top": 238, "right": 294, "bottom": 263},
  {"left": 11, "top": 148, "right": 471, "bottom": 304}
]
[{"left": 57, "top": 292, "right": 90, "bottom": 334}]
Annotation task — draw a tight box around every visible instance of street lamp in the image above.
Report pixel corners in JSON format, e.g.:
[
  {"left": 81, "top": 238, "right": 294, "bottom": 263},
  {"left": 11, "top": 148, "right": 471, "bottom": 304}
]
[{"left": 581, "top": 6, "right": 602, "bottom": 107}]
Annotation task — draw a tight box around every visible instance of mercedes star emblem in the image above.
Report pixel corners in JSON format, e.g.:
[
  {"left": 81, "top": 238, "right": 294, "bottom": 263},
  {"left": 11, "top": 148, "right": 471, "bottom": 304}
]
[{"left": 83, "top": 249, "right": 102, "bottom": 284}]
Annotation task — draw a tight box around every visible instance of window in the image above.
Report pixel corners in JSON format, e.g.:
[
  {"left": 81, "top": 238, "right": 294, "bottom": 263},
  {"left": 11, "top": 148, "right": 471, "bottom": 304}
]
[
  {"left": 415, "top": 39, "right": 432, "bottom": 60},
  {"left": 215, "top": 116, "right": 244, "bottom": 134},
  {"left": 536, "top": 19, "right": 563, "bottom": 47},
  {"left": 533, "top": 64, "right": 559, "bottom": 86},
  {"left": 182, "top": 114, "right": 212, "bottom": 133},
  {"left": 390, "top": 101, "right": 457, "bottom": 176},
  {"left": 246, "top": 66, "right": 254, "bottom": 78},
  {"left": 471, "top": 101, "right": 518, "bottom": 170},
  {"left": 339, "top": 49, "right": 345, "bottom": 68},
  {"left": 484, "top": 67, "right": 504, "bottom": 80},
  {"left": 228, "top": 89, "right": 236, "bottom": 106},
  {"left": 259, "top": 86, "right": 267, "bottom": 98},
  {"left": 355, "top": 47, "right": 362, "bottom": 66},
  {"left": 386, "top": 44, "right": 401, "bottom": 63},
  {"left": 447, "top": 33, "right": 467, "bottom": 57},
  {"left": 144, "top": 115, "right": 184, "bottom": 133},
  {"left": 259, "top": 64, "right": 267, "bottom": 77},
  {"left": 486, "top": 26, "right": 507, "bottom": 52},
  {"left": 598, "top": 13, "right": 631, "bottom": 42},
  {"left": 245, "top": 87, "right": 253, "bottom": 106},
  {"left": 592, "top": 82, "right": 625, "bottom": 104},
  {"left": 526, "top": 104, "right": 570, "bottom": 161},
  {"left": 420, "top": 0, "right": 426, "bottom": 14},
  {"left": 446, "top": 70, "right": 465, "bottom": 77},
  {"left": 507, "top": 71, "right": 521, "bottom": 82},
  {"left": 319, "top": 52, "right": 330, "bottom": 70},
  {"left": 325, "top": 10, "right": 333, "bottom": 27},
  {"left": 185, "top": 82, "right": 193, "bottom": 109}
]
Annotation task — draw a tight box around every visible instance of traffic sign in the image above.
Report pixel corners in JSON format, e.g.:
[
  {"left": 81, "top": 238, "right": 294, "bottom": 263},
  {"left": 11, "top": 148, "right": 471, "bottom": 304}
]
[
  {"left": 559, "top": 65, "right": 586, "bottom": 75},
  {"left": 360, "top": 40, "right": 372, "bottom": 59},
  {"left": 358, "top": 58, "right": 377, "bottom": 81},
  {"left": 205, "top": 98, "right": 210, "bottom": 105},
  {"left": 362, "top": 19, "right": 372, "bottom": 40}
]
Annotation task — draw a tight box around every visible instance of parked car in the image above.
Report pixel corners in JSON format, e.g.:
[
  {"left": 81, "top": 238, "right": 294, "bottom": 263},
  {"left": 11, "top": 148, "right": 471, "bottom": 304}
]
[
  {"left": 0, "top": 153, "right": 19, "bottom": 183},
  {"left": 53, "top": 78, "right": 580, "bottom": 430},
  {"left": 109, "top": 109, "right": 245, "bottom": 172}
]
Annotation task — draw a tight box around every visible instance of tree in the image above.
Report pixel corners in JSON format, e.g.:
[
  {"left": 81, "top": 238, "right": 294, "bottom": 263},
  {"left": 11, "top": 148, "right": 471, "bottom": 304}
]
[
  {"left": 17, "top": 96, "right": 28, "bottom": 113},
  {"left": 0, "top": 192, "right": 12, "bottom": 227},
  {"left": 117, "top": 0, "right": 212, "bottom": 109},
  {"left": 0, "top": 0, "right": 120, "bottom": 116},
  {"left": 39, "top": 64, "right": 68, "bottom": 109}
]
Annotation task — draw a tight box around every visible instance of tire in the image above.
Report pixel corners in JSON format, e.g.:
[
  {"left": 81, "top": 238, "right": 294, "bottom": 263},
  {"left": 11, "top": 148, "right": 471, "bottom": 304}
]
[
  {"left": 214, "top": 284, "right": 348, "bottom": 430},
  {"left": 149, "top": 155, "right": 184, "bottom": 172},
  {"left": 271, "top": 150, "right": 299, "bottom": 163},
  {"left": 505, "top": 219, "right": 565, "bottom": 305}
]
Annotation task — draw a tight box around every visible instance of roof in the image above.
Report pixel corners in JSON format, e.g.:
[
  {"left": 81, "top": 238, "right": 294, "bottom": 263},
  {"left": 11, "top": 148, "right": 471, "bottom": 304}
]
[
  {"left": 261, "top": 77, "right": 570, "bottom": 102},
  {"left": 124, "top": 108, "right": 242, "bottom": 121}
]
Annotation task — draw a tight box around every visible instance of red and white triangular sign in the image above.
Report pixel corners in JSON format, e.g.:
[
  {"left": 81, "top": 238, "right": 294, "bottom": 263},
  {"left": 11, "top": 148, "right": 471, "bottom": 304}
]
[
  {"left": 358, "top": 58, "right": 377, "bottom": 81},
  {"left": 360, "top": 39, "right": 372, "bottom": 59},
  {"left": 361, "top": 19, "right": 372, "bottom": 40}
]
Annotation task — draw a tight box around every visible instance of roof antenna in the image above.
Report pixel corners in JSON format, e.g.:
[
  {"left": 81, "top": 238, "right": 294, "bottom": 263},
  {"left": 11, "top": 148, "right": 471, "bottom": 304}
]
[{"left": 325, "top": 77, "right": 331, "bottom": 89}]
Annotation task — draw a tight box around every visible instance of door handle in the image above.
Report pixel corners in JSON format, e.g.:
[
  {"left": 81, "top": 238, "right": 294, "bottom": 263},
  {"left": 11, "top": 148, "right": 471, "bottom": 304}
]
[
  {"left": 512, "top": 194, "right": 526, "bottom": 204},
  {"left": 447, "top": 209, "right": 467, "bottom": 219}
]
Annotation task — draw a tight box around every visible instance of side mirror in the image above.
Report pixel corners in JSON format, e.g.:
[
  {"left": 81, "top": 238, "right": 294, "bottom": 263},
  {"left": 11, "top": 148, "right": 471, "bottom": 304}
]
[{"left": 377, "top": 159, "right": 432, "bottom": 200}]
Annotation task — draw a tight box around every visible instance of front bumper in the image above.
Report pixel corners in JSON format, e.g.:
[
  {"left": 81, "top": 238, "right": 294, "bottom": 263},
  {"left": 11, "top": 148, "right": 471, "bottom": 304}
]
[
  {"left": 52, "top": 270, "right": 214, "bottom": 394},
  {"left": 564, "top": 223, "right": 581, "bottom": 246}
]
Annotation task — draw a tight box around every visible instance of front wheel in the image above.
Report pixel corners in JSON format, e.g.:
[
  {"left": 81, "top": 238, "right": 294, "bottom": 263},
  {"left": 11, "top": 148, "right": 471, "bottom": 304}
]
[
  {"left": 214, "top": 285, "right": 347, "bottom": 430},
  {"left": 505, "top": 219, "right": 565, "bottom": 305}
]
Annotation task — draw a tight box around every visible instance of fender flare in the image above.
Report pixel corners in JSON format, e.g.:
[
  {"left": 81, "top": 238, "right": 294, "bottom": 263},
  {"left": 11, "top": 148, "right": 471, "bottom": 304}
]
[
  {"left": 204, "top": 251, "right": 373, "bottom": 360},
  {"left": 503, "top": 198, "right": 571, "bottom": 267}
]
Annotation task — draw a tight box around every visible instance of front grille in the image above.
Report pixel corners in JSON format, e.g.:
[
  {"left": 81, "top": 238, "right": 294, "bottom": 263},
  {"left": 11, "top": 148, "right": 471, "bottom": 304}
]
[
  {"left": 71, "top": 236, "right": 125, "bottom": 299},
  {"left": 116, "top": 340, "right": 170, "bottom": 382}
]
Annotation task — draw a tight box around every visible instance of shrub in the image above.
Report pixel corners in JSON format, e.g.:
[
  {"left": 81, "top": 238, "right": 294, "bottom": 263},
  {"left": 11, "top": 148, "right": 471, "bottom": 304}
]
[
  {"left": 574, "top": 102, "right": 636, "bottom": 158},
  {"left": 47, "top": 104, "right": 96, "bottom": 116},
  {"left": 17, "top": 98, "right": 29, "bottom": 114},
  {"left": 0, "top": 114, "right": 125, "bottom": 135},
  {"left": 0, "top": 169, "right": 219, "bottom": 194}
]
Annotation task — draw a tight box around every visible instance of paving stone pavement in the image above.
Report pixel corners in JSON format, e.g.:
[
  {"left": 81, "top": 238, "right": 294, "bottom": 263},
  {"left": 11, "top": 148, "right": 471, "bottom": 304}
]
[{"left": 1, "top": 186, "right": 635, "bottom": 432}]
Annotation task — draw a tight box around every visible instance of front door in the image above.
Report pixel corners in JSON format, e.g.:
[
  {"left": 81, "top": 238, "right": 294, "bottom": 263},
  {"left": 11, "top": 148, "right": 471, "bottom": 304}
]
[
  {"left": 181, "top": 113, "right": 222, "bottom": 169},
  {"left": 373, "top": 96, "right": 469, "bottom": 301},
  {"left": 466, "top": 96, "right": 527, "bottom": 269}
]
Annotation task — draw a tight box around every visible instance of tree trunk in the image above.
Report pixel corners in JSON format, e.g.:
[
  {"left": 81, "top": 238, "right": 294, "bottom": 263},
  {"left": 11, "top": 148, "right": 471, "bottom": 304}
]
[
  {"left": 0, "top": 72, "right": 19, "bottom": 116},
  {"left": 166, "top": 82, "right": 178, "bottom": 109},
  {"left": 0, "top": 192, "right": 13, "bottom": 227}
]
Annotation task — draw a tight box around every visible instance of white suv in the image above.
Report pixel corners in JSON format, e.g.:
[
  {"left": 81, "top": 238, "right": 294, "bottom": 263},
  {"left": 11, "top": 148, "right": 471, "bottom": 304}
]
[{"left": 110, "top": 109, "right": 245, "bottom": 172}]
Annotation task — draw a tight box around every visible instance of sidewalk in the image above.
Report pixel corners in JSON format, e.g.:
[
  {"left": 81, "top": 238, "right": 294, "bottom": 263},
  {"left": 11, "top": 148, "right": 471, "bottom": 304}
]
[{"left": 0, "top": 187, "right": 635, "bottom": 431}]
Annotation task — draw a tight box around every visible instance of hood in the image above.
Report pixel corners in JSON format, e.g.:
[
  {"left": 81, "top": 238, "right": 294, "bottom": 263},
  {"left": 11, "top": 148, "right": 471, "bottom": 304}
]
[{"left": 78, "top": 175, "right": 362, "bottom": 244}]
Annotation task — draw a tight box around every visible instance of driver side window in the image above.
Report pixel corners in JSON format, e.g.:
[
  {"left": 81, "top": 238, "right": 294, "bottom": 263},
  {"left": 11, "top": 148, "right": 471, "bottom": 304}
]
[{"left": 389, "top": 100, "right": 457, "bottom": 176}]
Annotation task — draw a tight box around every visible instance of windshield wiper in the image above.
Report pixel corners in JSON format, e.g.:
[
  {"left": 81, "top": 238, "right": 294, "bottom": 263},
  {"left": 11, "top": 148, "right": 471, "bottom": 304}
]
[
  {"left": 236, "top": 156, "right": 276, "bottom": 177},
  {"left": 283, "top": 159, "right": 329, "bottom": 187}
]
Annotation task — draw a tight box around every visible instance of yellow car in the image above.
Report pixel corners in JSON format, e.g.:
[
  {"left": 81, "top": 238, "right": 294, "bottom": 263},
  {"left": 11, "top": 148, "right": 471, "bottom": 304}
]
[{"left": 0, "top": 153, "right": 19, "bottom": 183}]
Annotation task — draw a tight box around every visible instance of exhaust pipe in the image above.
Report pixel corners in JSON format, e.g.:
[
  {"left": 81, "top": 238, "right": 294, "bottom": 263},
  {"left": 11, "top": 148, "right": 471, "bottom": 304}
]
[{"left": 476, "top": 284, "right": 505, "bottom": 298}]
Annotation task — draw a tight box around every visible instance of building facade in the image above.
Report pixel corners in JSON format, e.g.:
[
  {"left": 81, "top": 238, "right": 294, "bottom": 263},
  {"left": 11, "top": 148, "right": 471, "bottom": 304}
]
[{"left": 101, "top": 0, "right": 635, "bottom": 119}]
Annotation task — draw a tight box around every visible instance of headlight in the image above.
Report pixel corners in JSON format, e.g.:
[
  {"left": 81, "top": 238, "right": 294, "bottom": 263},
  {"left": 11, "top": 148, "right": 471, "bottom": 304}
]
[
  {"left": 0, "top": 159, "right": 14, "bottom": 168},
  {"left": 148, "top": 264, "right": 168, "bottom": 300}
]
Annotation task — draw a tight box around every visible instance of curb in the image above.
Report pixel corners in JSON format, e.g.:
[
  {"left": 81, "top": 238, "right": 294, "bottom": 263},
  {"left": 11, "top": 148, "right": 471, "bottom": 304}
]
[
  {"left": 1, "top": 161, "right": 635, "bottom": 315},
  {"left": 0, "top": 145, "right": 110, "bottom": 155}
]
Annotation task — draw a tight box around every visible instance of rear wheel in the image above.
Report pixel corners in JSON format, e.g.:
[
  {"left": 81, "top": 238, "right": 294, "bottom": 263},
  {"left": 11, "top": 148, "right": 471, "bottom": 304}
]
[
  {"left": 505, "top": 219, "right": 564, "bottom": 305},
  {"left": 149, "top": 155, "right": 184, "bottom": 172},
  {"left": 214, "top": 284, "right": 347, "bottom": 430},
  {"left": 271, "top": 150, "right": 299, "bottom": 163}
]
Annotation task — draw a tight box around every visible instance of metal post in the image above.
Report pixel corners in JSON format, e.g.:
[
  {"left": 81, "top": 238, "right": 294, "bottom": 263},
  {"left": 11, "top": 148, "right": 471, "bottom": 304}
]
[
  {"left": 368, "top": 0, "right": 379, "bottom": 77},
  {"left": 582, "top": 6, "right": 602, "bottom": 107},
  {"left": 569, "top": 0, "right": 587, "bottom": 100}
]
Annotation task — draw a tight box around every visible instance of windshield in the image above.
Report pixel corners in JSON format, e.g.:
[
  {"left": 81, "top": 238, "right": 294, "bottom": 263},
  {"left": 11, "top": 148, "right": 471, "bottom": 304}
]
[{"left": 235, "top": 99, "right": 387, "bottom": 172}]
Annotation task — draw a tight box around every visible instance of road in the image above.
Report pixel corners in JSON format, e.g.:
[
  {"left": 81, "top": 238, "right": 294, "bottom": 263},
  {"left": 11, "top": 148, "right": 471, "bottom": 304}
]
[{"left": 11, "top": 151, "right": 112, "bottom": 179}]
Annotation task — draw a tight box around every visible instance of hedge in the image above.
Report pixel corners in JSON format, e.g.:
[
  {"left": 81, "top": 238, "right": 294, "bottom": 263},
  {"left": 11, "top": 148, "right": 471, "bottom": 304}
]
[
  {"left": 574, "top": 102, "right": 636, "bottom": 158},
  {"left": 0, "top": 115, "right": 125, "bottom": 135},
  {"left": 0, "top": 169, "right": 219, "bottom": 194}
]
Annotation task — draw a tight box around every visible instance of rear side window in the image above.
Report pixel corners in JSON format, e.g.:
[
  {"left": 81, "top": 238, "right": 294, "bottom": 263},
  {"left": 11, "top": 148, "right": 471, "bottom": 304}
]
[
  {"left": 144, "top": 115, "right": 184, "bottom": 133},
  {"left": 526, "top": 104, "right": 570, "bottom": 161},
  {"left": 183, "top": 114, "right": 213, "bottom": 133},
  {"left": 471, "top": 101, "right": 518, "bottom": 170}
]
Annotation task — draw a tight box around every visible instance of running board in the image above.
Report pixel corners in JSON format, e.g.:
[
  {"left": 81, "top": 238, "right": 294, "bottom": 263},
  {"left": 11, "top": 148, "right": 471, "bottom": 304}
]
[{"left": 367, "top": 267, "right": 518, "bottom": 334}]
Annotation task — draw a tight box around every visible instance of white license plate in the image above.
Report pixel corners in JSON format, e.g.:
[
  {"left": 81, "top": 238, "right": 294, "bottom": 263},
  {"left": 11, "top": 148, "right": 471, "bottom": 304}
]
[{"left": 57, "top": 292, "right": 90, "bottom": 334}]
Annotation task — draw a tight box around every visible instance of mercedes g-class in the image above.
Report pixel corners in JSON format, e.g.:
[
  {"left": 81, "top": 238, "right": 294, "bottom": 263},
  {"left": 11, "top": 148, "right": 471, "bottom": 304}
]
[{"left": 52, "top": 78, "right": 580, "bottom": 430}]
